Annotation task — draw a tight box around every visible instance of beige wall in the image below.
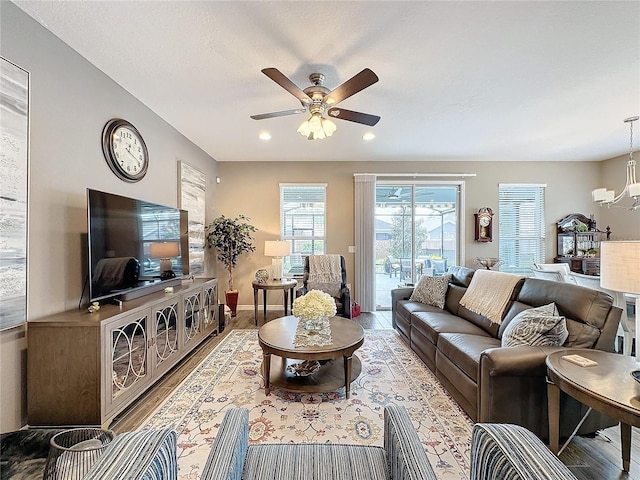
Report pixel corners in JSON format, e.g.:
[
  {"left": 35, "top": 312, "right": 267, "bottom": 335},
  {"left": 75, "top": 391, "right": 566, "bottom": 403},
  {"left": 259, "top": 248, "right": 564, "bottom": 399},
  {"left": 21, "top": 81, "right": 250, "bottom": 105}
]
[
  {"left": 216, "top": 159, "right": 617, "bottom": 308},
  {"left": 0, "top": 4, "right": 218, "bottom": 432}
]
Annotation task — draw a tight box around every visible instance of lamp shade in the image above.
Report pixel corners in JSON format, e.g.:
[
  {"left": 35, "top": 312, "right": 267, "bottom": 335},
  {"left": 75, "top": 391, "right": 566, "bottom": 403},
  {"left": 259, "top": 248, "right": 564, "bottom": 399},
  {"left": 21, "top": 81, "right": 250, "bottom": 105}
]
[
  {"left": 600, "top": 241, "right": 640, "bottom": 295},
  {"left": 149, "top": 242, "right": 180, "bottom": 259},
  {"left": 264, "top": 240, "right": 291, "bottom": 257}
]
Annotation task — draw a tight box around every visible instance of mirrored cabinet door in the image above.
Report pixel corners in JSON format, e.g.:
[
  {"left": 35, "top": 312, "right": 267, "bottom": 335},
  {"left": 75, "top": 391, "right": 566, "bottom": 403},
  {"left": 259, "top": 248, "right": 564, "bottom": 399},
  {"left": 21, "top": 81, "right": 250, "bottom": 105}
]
[
  {"left": 109, "top": 312, "right": 149, "bottom": 412},
  {"left": 151, "top": 298, "right": 180, "bottom": 376},
  {"left": 202, "top": 282, "right": 218, "bottom": 335},
  {"left": 182, "top": 290, "right": 202, "bottom": 348}
]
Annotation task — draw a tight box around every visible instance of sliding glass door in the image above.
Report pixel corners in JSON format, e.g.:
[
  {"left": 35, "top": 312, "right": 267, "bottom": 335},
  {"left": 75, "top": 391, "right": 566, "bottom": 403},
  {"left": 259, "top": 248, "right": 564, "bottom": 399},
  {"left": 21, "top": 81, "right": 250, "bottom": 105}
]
[{"left": 375, "top": 183, "right": 461, "bottom": 309}]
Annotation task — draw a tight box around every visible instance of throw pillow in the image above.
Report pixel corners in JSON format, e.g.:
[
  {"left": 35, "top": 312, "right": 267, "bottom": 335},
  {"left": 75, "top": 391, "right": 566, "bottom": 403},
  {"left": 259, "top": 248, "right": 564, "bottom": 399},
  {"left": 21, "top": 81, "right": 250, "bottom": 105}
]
[
  {"left": 409, "top": 274, "right": 452, "bottom": 309},
  {"left": 501, "top": 302, "right": 569, "bottom": 348}
]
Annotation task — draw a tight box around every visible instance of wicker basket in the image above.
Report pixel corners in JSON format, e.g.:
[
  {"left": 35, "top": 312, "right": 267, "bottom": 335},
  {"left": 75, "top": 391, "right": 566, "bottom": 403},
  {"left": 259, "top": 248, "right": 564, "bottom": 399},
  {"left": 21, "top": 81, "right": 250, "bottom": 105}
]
[{"left": 43, "top": 428, "right": 115, "bottom": 480}]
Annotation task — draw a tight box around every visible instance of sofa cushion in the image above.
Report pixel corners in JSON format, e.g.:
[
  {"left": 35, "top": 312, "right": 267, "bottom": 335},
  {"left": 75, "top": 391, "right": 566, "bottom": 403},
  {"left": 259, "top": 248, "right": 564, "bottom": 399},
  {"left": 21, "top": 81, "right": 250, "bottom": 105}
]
[
  {"left": 244, "top": 444, "right": 388, "bottom": 479},
  {"left": 438, "top": 333, "right": 501, "bottom": 382},
  {"left": 564, "top": 319, "right": 600, "bottom": 348},
  {"left": 517, "top": 278, "right": 613, "bottom": 330},
  {"left": 410, "top": 274, "right": 451, "bottom": 309},
  {"left": 412, "top": 310, "right": 491, "bottom": 346},
  {"left": 501, "top": 303, "right": 569, "bottom": 348}
]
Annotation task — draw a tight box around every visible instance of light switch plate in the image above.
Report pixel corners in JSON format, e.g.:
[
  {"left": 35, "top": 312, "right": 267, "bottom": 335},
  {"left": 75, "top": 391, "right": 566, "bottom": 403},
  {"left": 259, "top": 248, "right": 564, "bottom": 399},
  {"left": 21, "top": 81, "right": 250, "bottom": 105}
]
[{"left": 348, "top": 246, "right": 356, "bottom": 253}]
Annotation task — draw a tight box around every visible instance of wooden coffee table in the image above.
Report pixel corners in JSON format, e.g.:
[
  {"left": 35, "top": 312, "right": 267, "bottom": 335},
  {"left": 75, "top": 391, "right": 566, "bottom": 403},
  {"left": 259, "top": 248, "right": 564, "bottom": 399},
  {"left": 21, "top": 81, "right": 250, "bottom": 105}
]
[
  {"left": 258, "top": 315, "right": 364, "bottom": 398},
  {"left": 546, "top": 349, "right": 640, "bottom": 472}
]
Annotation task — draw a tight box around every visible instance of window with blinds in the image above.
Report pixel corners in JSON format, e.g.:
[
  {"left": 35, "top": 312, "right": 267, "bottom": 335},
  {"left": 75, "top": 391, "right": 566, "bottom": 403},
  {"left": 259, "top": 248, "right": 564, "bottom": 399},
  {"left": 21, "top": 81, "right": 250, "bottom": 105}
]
[
  {"left": 280, "top": 184, "right": 327, "bottom": 275},
  {"left": 498, "top": 184, "right": 546, "bottom": 275}
]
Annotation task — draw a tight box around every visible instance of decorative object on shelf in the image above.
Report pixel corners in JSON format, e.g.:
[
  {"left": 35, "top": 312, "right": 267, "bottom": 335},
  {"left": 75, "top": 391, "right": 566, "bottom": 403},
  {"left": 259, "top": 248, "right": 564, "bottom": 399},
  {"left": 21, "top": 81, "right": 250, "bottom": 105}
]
[
  {"left": 87, "top": 302, "right": 100, "bottom": 313},
  {"left": 43, "top": 428, "right": 115, "bottom": 480},
  {"left": 474, "top": 257, "right": 503, "bottom": 270},
  {"left": 600, "top": 241, "right": 640, "bottom": 360},
  {"left": 255, "top": 269, "right": 269, "bottom": 284},
  {"left": 205, "top": 215, "right": 257, "bottom": 317},
  {"left": 293, "top": 289, "right": 336, "bottom": 333},
  {"left": 592, "top": 116, "right": 640, "bottom": 210},
  {"left": 474, "top": 207, "right": 494, "bottom": 242},
  {"left": 251, "top": 68, "right": 380, "bottom": 140},
  {"left": 101, "top": 118, "right": 149, "bottom": 183},
  {"left": 264, "top": 240, "right": 291, "bottom": 280},
  {"left": 286, "top": 360, "right": 321, "bottom": 377}
]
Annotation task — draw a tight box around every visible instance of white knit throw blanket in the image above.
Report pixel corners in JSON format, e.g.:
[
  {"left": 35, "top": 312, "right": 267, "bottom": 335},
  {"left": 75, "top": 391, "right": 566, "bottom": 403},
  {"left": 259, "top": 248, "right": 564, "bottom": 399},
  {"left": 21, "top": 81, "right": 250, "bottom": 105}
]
[
  {"left": 459, "top": 269, "right": 523, "bottom": 324},
  {"left": 308, "top": 255, "right": 342, "bottom": 298},
  {"left": 308, "top": 255, "right": 342, "bottom": 283}
]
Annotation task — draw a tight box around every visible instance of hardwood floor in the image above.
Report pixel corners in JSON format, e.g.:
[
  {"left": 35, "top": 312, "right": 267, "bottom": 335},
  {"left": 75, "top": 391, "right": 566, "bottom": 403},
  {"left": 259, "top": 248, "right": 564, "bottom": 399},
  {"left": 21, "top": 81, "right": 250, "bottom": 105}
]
[{"left": 111, "top": 310, "right": 639, "bottom": 479}]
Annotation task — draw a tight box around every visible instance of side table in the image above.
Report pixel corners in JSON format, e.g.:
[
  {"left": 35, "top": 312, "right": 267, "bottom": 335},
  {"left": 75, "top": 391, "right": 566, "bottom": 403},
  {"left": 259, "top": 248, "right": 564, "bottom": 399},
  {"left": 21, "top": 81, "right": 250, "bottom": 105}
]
[
  {"left": 546, "top": 349, "right": 640, "bottom": 472},
  {"left": 252, "top": 279, "right": 297, "bottom": 325}
]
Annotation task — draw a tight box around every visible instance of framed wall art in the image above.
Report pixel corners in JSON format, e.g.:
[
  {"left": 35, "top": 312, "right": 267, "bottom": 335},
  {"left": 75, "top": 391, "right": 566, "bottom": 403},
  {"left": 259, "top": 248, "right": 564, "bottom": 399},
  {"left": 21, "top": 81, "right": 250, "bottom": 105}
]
[
  {"left": 0, "top": 57, "right": 29, "bottom": 331},
  {"left": 178, "top": 161, "right": 206, "bottom": 276}
]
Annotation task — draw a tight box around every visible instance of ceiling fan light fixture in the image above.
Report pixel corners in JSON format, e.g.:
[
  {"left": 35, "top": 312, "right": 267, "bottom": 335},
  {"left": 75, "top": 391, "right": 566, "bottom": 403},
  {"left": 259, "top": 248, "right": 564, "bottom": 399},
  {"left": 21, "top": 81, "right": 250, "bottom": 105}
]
[{"left": 297, "top": 113, "right": 336, "bottom": 140}]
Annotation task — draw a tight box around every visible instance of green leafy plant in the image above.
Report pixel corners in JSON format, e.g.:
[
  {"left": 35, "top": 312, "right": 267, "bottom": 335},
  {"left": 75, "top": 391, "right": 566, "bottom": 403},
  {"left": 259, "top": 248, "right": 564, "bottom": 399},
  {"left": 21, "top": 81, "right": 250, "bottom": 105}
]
[{"left": 205, "top": 214, "right": 257, "bottom": 291}]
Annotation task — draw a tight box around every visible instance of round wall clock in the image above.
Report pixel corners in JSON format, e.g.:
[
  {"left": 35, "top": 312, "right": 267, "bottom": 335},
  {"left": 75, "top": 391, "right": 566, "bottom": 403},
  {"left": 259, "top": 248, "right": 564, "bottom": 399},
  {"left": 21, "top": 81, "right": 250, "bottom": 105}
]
[{"left": 102, "top": 118, "right": 149, "bottom": 182}]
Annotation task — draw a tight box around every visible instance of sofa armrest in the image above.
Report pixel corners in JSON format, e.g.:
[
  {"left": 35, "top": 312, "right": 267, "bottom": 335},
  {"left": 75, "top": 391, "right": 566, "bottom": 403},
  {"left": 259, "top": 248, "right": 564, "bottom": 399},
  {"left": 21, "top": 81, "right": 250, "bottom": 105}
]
[
  {"left": 471, "top": 423, "right": 577, "bottom": 480},
  {"left": 384, "top": 405, "right": 436, "bottom": 480},
  {"left": 201, "top": 409, "right": 249, "bottom": 480},
  {"left": 83, "top": 427, "right": 177, "bottom": 480},
  {"left": 480, "top": 345, "right": 558, "bottom": 377}
]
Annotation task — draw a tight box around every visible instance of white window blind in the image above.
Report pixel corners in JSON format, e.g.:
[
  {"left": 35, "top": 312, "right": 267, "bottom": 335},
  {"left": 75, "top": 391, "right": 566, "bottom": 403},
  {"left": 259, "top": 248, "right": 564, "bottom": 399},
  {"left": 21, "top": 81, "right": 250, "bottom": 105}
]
[
  {"left": 280, "top": 184, "right": 327, "bottom": 275},
  {"left": 499, "top": 184, "right": 546, "bottom": 275}
]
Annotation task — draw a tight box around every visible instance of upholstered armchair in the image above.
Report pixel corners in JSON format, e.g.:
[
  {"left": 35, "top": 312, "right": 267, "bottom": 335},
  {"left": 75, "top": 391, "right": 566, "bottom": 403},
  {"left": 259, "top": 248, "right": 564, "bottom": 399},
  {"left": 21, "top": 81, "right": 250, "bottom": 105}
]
[{"left": 297, "top": 254, "right": 351, "bottom": 318}]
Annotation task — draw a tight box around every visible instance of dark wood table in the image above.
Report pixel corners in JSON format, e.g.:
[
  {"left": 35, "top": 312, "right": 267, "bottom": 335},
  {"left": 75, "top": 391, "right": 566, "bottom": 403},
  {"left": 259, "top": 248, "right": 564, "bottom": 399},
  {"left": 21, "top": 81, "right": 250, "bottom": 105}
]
[
  {"left": 258, "top": 315, "right": 364, "bottom": 399},
  {"left": 252, "top": 279, "right": 297, "bottom": 325},
  {"left": 546, "top": 349, "right": 640, "bottom": 472}
]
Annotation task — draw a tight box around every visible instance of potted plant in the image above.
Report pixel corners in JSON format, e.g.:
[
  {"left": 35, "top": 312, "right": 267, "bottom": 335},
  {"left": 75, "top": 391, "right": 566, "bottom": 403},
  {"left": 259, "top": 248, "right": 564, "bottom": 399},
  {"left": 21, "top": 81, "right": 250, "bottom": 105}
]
[{"left": 205, "top": 214, "right": 257, "bottom": 316}]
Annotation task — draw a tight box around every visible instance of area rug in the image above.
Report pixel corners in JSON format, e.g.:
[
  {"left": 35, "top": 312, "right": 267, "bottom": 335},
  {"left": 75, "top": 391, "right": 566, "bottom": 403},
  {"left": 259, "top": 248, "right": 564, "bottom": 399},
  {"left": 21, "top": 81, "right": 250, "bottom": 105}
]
[{"left": 140, "top": 329, "right": 472, "bottom": 479}]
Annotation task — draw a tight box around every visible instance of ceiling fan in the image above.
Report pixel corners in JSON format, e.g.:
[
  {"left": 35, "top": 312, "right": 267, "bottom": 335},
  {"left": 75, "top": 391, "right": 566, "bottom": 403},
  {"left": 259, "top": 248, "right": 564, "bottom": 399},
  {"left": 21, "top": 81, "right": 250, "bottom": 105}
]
[{"left": 251, "top": 67, "right": 380, "bottom": 140}]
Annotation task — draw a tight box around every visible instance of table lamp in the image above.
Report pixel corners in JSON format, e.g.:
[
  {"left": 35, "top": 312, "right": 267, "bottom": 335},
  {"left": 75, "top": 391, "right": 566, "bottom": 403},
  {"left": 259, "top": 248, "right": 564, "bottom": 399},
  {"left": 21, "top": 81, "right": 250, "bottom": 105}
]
[
  {"left": 600, "top": 241, "right": 640, "bottom": 358},
  {"left": 150, "top": 242, "right": 180, "bottom": 275},
  {"left": 264, "top": 240, "right": 291, "bottom": 280}
]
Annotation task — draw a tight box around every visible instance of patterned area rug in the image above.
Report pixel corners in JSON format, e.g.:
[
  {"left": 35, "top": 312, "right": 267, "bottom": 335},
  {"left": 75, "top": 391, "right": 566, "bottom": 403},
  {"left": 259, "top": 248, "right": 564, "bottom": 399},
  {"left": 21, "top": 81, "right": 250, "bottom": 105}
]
[{"left": 140, "top": 329, "right": 472, "bottom": 479}]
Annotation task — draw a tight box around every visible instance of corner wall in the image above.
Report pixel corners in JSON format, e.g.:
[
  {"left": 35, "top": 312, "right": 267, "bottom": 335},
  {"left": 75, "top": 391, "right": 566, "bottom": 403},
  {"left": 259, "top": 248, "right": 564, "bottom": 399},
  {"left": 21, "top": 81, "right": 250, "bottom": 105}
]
[{"left": 0, "top": 3, "right": 218, "bottom": 432}]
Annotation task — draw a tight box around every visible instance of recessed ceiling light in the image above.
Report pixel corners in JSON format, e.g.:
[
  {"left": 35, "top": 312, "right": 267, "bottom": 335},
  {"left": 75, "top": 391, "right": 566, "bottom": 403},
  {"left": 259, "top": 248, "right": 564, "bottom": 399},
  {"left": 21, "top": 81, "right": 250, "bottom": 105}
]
[
  {"left": 259, "top": 132, "right": 272, "bottom": 141},
  {"left": 363, "top": 132, "right": 376, "bottom": 141}
]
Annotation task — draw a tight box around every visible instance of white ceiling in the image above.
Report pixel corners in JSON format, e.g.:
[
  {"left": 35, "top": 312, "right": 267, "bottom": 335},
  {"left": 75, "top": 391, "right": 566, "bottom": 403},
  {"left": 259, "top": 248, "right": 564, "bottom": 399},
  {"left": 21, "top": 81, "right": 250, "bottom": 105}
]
[{"left": 14, "top": 1, "right": 640, "bottom": 163}]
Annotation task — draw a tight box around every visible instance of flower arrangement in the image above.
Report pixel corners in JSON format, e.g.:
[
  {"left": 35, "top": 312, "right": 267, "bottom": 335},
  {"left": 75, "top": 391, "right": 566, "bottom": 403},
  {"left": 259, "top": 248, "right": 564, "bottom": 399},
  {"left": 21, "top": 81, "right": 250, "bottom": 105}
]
[{"left": 293, "top": 290, "right": 337, "bottom": 321}]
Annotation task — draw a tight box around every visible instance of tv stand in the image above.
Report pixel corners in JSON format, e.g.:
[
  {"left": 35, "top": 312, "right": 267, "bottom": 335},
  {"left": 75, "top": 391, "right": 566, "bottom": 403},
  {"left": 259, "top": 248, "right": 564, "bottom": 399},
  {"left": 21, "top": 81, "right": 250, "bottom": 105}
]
[{"left": 27, "top": 278, "right": 218, "bottom": 428}]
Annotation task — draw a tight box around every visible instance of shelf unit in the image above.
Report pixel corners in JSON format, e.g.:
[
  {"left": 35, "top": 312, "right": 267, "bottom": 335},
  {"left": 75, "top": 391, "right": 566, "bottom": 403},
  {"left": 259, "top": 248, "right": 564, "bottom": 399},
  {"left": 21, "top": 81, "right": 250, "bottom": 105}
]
[
  {"left": 27, "top": 278, "right": 218, "bottom": 428},
  {"left": 553, "top": 213, "right": 611, "bottom": 275}
]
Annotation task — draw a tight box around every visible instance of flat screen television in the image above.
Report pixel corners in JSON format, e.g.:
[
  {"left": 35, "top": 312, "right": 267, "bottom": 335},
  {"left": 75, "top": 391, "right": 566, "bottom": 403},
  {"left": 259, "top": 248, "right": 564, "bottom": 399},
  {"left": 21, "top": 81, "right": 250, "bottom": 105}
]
[{"left": 87, "top": 188, "right": 189, "bottom": 302}]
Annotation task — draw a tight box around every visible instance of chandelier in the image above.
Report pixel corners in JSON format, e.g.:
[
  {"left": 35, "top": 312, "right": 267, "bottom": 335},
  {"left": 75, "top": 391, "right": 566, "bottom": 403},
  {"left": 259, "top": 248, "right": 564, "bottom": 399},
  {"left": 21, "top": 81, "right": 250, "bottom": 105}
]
[{"left": 592, "top": 116, "right": 640, "bottom": 210}]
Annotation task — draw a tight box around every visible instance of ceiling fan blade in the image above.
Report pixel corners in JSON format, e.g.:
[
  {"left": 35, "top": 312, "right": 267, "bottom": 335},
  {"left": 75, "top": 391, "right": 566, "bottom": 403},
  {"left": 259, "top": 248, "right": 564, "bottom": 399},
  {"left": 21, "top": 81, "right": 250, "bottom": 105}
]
[
  {"left": 327, "top": 107, "right": 380, "bottom": 126},
  {"left": 261, "top": 68, "right": 311, "bottom": 106},
  {"left": 250, "top": 108, "right": 307, "bottom": 120},
  {"left": 323, "top": 68, "right": 379, "bottom": 106}
]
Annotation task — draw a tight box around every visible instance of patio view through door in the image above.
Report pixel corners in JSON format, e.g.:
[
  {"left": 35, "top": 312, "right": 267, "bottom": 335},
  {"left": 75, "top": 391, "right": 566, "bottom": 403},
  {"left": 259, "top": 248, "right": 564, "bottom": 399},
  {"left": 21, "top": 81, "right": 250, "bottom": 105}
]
[{"left": 375, "top": 183, "right": 461, "bottom": 309}]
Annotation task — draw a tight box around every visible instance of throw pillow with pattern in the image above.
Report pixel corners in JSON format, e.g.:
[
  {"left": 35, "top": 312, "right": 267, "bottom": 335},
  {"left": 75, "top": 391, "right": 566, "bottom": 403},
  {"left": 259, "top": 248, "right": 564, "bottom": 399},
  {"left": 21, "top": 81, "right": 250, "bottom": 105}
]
[
  {"left": 409, "top": 274, "right": 452, "bottom": 309},
  {"left": 501, "top": 302, "right": 569, "bottom": 348}
]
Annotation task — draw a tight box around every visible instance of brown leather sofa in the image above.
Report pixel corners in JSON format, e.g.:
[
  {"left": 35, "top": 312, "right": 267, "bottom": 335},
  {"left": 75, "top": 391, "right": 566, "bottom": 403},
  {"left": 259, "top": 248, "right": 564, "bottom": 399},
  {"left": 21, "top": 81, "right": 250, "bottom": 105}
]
[{"left": 391, "top": 266, "right": 622, "bottom": 440}]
